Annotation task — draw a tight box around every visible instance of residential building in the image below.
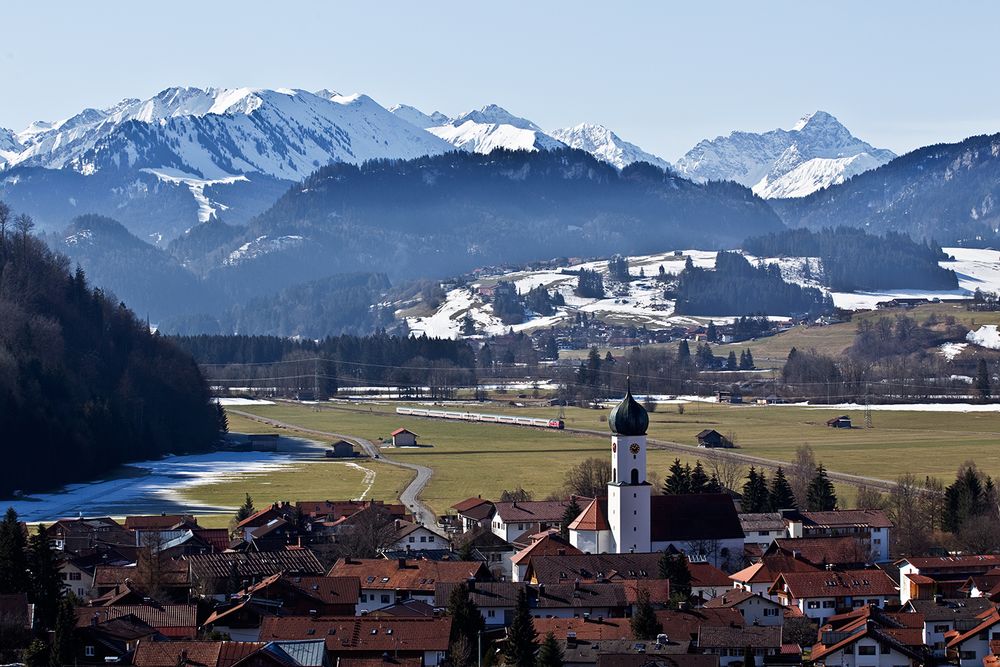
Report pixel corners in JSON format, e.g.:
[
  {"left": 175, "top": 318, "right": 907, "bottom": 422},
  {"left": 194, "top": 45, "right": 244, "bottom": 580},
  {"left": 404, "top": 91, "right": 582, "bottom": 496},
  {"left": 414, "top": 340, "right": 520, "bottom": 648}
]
[
  {"left": 697, "top": 625, "right": 782, "bottom": 667},
  {"left": 326, "top": 557, "right": 488, "bottom": 613},
  {"left": 769, "top": 569, "right": 898, "bottom": 626},
  {"left": 784, "top": 509, "right": 892, "bottom": 562},
  {"left": 896, "top": 555, "right": 1000, "bottom": 604},
  {"left": 702, "top": 589, "right": 785, "bottom": 626},
  {"left": 491, "top": 500, "right": 571, "bottom": 542}
]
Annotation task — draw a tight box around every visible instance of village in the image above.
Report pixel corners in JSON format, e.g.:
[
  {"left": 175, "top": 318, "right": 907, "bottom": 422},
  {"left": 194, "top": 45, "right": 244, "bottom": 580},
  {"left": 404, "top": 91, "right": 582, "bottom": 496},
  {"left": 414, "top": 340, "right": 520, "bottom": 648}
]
[{"left": 3, "top": 392, "right": 1000, "bottom": 667}]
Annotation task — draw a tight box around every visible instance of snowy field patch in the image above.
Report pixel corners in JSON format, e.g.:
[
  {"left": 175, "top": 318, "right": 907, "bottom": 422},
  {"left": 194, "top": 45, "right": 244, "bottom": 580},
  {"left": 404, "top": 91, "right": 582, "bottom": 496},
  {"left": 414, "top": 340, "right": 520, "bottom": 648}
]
[
  {"left": 968, "top": 325, "right": 1000, "bottom": 350},
  {"left": 216, "top": 397, "right": 276, "bottom": 406}
]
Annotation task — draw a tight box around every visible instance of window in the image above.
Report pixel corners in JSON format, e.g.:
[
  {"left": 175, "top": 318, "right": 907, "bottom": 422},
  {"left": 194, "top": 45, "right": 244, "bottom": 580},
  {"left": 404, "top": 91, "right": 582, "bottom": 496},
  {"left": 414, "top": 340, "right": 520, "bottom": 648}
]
[
  {"left": 360, "top": 594, "right": 367, "bottom": 602},
  {"left": 428, "top": 536, "right": 435, "bottom": 543},
  {"left": 69, "top": 572, "right": 81, "bottom": 581},
  {"left": 807, "top": 601, "right": 820, "bottom": 609},
  {"left": 758, "top": 531, "right": 770, "bottom": 536},
  {"left": 858, "top": 646, "right": 876, "bottom": 656},
  {"left": 420, "top": 536, "right": 427, "bottom": 542},
  {"left": 409, "top": 536, "right": 415, "bottom": 543},
  {"left": 880, "top": 643, "right": 890, "bottom": 654},
  {"left": 763, "top": 608, "right": 778, "bottom": 617},
  {"left": 630, "top": 469, "right": 639, "bottom": 484},
  {"left": 381, "top": 594, "right": 390, "bottom": 604},
  {"left": 960, "top": 652, "right": 977, "bottom": 661},
  {"left": 487, "top": 610, "right": 496, "bottom": 618},
  {"left": 934, "top": 624, "right": 950, "bottom": 633},
  {"left": 822, "top": 600, "right": 835, "bottom": 608},
  {"left": 85, "top": 647, "right": 95, "bottom": 657}
]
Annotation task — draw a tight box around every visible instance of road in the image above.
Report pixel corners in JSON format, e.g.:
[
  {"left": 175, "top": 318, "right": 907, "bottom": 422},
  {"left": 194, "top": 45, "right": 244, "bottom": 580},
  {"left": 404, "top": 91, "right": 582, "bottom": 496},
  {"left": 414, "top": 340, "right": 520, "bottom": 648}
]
[{"left": 227, "top": 409, "right": 437, "bottom": 524}]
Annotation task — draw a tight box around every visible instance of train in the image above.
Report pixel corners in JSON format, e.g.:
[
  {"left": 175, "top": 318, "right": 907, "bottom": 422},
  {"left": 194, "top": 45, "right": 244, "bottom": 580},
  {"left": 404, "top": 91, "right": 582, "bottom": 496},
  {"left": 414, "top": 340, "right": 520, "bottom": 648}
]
[{"left": 395, "top": 406, "right": 564, "bottom": 430}]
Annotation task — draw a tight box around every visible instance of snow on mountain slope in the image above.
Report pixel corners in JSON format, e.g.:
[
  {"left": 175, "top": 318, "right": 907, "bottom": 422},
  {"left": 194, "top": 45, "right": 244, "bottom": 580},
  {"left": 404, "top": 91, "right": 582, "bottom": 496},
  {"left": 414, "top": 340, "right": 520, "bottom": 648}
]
[
  {"left": 0, "top": 128, "right": 20, "bottom": 166},
  {"left": 754, "top": 152, "right": 888, "bottom": 199},
  {"left": 675, "top": 111, "right": 895, "bottom": 198},
  {"left": 8, "top": 87, "right": 455, "bottom": 180},
  {"left": 427, "top": 104, "right": 566, "bottom": 153},
  {"left": 388, "top": 103, "right": 449, "bottom": 129},
  {"left": 549, "top": 123, "right": 671, "bottom": 171}
]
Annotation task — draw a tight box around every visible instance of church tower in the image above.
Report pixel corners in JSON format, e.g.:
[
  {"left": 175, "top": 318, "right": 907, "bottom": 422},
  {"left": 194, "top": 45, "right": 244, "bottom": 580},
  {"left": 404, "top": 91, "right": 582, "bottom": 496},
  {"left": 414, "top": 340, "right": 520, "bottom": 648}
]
[{"left": 607, "top": 379, "right": 651, "bottom": 553}]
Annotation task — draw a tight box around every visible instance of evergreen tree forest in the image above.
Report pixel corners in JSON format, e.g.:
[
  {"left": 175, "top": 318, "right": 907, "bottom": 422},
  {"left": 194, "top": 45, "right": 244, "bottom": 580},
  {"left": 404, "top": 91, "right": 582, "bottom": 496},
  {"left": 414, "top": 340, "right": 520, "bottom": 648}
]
[
  {"left": 742, "top": 227, "right": 958, "bottom": 291},
  {"left": 673, "top": 251, "right": 832, "bottom": 317},
  {"left": 0, "top": 202, "right": 220, "bottom": 496}
]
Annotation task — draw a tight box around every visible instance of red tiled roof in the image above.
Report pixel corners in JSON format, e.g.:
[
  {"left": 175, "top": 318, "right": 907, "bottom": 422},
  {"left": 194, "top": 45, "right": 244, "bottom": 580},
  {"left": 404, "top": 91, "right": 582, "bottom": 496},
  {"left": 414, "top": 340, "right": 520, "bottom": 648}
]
[
  {"left": 702, "top": 589, "right": 776, "bottom": 609},
  {"left": 622, "top": 579, "right": 670, "bottom": 605},
  {"left": 193, "top": 529, "right": 231, "bottom": 552},
  {"left": 568, "top": 498, "right": 610, "bottom": 532},
  {"left": 799, "top": 509, "right": 892, "bottom": 529},
  {"left": 947, "top": 609, "right": 1000, "bottom": 648},
  {"left": 124, "top": 515, "right": 197, "bottom": 531},
  {"left": 771, "top": 536, "right": 872, "bottom": 567},
  {"left": 510, "top": 532, "right": 581, "bottom": 566},
  {"left": 94, "top": 561, "right": 190, "bottom": 587},
  {"left": 77, "top": 605, "right": 198, "bottom": 637},
  {"left": 494, "top": 500, "right": 569, "bottom": 524},
  {"left": 259, "top": 616, "right": 452, "bottom": 652},
  {"left": 900, "top": 554, "right": 1000, "bottom": 570},
  {"left": 770, "top": 569, "right": 897, "bottom": 599},
  {"left": 532, "top": 616, "right": 632, "bottom": 641},
  {"left": 654, "top": 608, "right": 744, "bottom": 642},
  {"left": 688, "top": 561, "right": 731, "bottom": 588},
  {"left": 698, "top": 625, "right": 781, "bottom": 649},
  {"left": 451, "top": 497, "right": 491, "bottom": 513},
  {"left": 132, "top": 640, "right": 263, "bottom": 667},
  {"left": 328, "top": 558, "right": 487, "bottom": 591},
  {"left": 391, "top": 428, "right": 416, "bottom": 437}
]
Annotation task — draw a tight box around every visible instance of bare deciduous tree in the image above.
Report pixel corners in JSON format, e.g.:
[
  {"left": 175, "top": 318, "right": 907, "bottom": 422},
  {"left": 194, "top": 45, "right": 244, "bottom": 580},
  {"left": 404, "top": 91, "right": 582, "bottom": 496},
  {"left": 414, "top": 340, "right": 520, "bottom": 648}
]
[
  {"left": 325, "top": 507, "right": 400, "bottom": 561},
  {"left": 702, "top": 449, "right": 743, "bottom": 493},
  {"left": 563, "top": 457, "right": 612, "bottom": 498},
  {"left": 789, "top": 444, "right": 817, "bottom": 508},
  {"left": 854, "top": 484, "right": 887, "bottom": 510}
]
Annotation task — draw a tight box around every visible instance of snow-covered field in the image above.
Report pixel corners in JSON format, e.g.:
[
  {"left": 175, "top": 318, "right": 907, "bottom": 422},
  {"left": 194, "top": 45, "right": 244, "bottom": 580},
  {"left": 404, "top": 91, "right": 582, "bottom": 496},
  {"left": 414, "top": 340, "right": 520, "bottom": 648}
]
[
  {"left": 968, "top": 325, "right": 1000, "bottom": 350},
  {"left": 6, "top": 446, "right": 313, "bottom": 522},
  {"left": 404, "top": 246, "right": 1000, "bottom": 340}
]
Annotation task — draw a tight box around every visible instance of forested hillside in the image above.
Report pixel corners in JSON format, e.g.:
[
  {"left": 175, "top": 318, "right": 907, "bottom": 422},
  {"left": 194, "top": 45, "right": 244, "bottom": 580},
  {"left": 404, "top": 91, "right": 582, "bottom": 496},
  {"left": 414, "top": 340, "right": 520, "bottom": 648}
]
[
  {"left": 229, "top": 148, "right": 784, "bottom": 284},
  {"left": 743, "top": 227, "right": 958, "bottom": 291},
  {"left": 672, "top": 252, "right": 832, "bottom": 316},
  {"left": 0, "top": 202, "right": 221, "bottom": 497}
]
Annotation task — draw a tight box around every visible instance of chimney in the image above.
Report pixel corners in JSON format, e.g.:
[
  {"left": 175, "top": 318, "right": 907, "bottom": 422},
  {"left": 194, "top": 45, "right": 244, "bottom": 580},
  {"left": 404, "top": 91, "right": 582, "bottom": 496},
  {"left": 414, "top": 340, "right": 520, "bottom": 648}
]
[
  {"left": 583, "top": 612, "right": 590, "bottom": 622},
  {"left": 557, "top": 548, "right": 566, "bottom": 556},
  {"left": 394, "top": 519, "right": 401, "bottom": 530},
  {"left": 656, "top": 633, "right": 668, "bottom": 646},
  {"left": 538, "top": 583, "right": 545, "bottom": 597}
]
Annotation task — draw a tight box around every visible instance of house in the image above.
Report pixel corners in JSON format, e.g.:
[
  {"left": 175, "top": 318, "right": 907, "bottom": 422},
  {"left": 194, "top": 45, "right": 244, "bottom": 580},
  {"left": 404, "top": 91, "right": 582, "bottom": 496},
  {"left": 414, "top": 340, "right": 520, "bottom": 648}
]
[
  {"left": 450, "top": 497, "right": 496, "bottom": 533},
  {"left": 48, "top": 517, "right": 133, "bottom": 553},
  {"left": 946, "top": 608, "right": 1000, "bottom": 666},
  {"left": 739, "top": 512, "right": 787, "bottom": 554},
  {"left": 895, "top": 555, "right": 1000, "bottom": 604},
  {"left": 74, "top": 614, "right": 160, "bottom": 665},
  {"left": 654, "top": 608, "right": 746, "bottom": 646},
  {"left": 124, "top": 515, "right": 199, "bottom": 533},
  {"left": 697, "top": 625, "right": 782, "bottom": 667},
  {"left": 389, "top": 522, "right": 448, "bottom": 552},
  {"left": 325, "top": 440, "right": 355, "bottom": 458},
  {"left": 729, "top": 555, "right": 818, "bottom": 598},
  {"left": 450, "top": 527, "right": 516, "bottom": 580},
  {"left": 524, "top": 552, "right": 661, "bottom": 586},
  {"left": 131, "top": 640, "right": 265, "bottom": 667},
  {"left": 809, "top": 606, "right": 927, "bottom": 667},
  {"left": 769, "top": 569, "right": 898, "bottom": 625},
  {"left": 785, "top": 509, "right": 892, "bottom": 562},
  {"left": 702, "top": 589, "right": 784, "bottom": 626},
  {"left": 92, "top": 561, "right": 192, "bottom": 599},
  {"left": 0, "top": 593, "right": 35, "bottom": 634},
  {"left": 688, "top": 559, "right": 734, "bottom": 601},
  {"left": 390, "top": 428, "right": 418, "bottom": 447},
  {"left": 825, "top": 415, "right": 852, "bottom": 428},
  {"left": 326, "top": 557, "right": 489, "bottom": 613},
  {"left": 902, "top": 597, "right": 995, "bottom": 656},
  {"left": 259, "top": 616, "right": 451, "bottom": 666},
  {"left": 532, "top": 615, "right": 633, "bottom": 641},
  {"left": 696, "top": 430, "right": 733, "bottom": 449},
  {"left": 960, "top": 568, "right": 1000, "bottom": 600},
  {"left": 511, "top": 531, "right": 582, "bottom": 582},
  {"left": 491, "top": 500, "right": 571, "bottom": 542},
  {"left": 564, "top": 636, "right": 697, "bottom": 667},
  {"left": 434, "top": 581, "right": 633, "bottom": 627},
  {"left": 766, "top": 536, "right": 875, "bottom": 570}
]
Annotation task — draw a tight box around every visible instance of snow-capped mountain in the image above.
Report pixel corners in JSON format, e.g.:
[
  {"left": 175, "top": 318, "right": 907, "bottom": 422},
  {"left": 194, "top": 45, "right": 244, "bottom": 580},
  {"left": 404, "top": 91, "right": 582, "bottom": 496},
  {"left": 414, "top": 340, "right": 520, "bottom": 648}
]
[
  {"left": 426, "top": 104, "right": 567, "bottom": 154},
  {"left": 549, "top": 123, "right": 671, "bottom": 171},
  {"left": 388, "top": 104, "right": 449, "bottom": 130},
  {"left": 0, "top": 128, "right": 20, "bottom": 167},
  {"left": 10, "top": 87, "right": 454, "bottom": 180},
  {"left": 675, "top": 111, "right": 895, "bottom": 198}
]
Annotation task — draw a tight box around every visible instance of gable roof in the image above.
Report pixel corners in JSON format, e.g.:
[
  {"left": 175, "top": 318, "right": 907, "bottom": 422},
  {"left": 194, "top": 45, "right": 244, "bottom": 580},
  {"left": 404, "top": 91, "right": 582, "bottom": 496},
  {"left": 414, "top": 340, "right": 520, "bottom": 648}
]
[
  {"left": 770, "top": 569, "right": 897, "bottom": 599},
  {"left": 650, "top": 494, "right": 743, "bottom": 542},
  {"left": 702, "top": 589, "right": 780, "bottom": 609},
  {"left": 698, "top": 624, "right": 781, "bottom": 649},
  {"left": 494, "top": 500, "right": 569, "bottom": 524},
  {"left": 903, "top": 596, "right": 994, "bottom": 621},
  {"left": 391, "top": 428, "right": 417, "bottom": 437},
  {"left": 532, "top": 616, "right": 633, "bottom": 641},
  {"left": 186, "top": 550, "right": 324, "bottom": 580},
  {"left": 740, "top": 512, "right": 785, "bottom": 533},
  {"left": 77, "top": 605, "right": 198, "bottom": 634},
  {"left": 124, "top": 515, "right": 198, "bottom": 531},
  {"left": 132, "top": 640, "right": 264, "bottom": 667},
  {"left": 451, "top": 497, "right": 492, "bottom": 513},
  {"left": 510, "top": 531, "right": 581, "bottom": 566},
  {"left": 797, "top": 509, "right": 892, "bottom": 529},
  {"left": 898, "top": 554, "right": 1000, "bottom": 571},
  {"left": 769, "top": 536, "right": 873, "bottom": 567},
  {"left": 328, "top": 557, "right": 487, "bottom": 591},
  {"left": 654, "top": 608, "right": 744, "bottom": 642},
  {"left": 947, "top": 609, "right": 1000, "bottom": 648},
  {"left": 259, "top": 616, "right": 452, "bottom": 652},
  {"left": 525, "top": 553, "right": 660, "bottom": 584},
  {"left": 688, "top": 561, "right": 732, "bottom": 589}
]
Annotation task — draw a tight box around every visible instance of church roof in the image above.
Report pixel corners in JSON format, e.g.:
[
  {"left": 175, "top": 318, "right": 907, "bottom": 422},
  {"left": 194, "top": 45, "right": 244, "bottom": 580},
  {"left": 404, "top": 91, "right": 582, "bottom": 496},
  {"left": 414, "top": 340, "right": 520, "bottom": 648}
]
[
  {"left": 650, "top": 494, "right": 744, "bottom": 542},
  {"left": 608, "top": 380, "right": 648, "bottom": 436},
  {"left": 568, "top": 497, "right": 610, "bottom": 532}
]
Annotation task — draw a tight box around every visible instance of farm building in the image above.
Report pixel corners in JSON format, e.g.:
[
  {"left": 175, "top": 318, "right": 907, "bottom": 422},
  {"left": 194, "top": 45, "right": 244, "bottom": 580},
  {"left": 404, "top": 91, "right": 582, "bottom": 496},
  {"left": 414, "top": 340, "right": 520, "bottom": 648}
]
[
  {"left": 391, "top": 428, "right": 418, "bottom": 447},
  {"left": 246, "top": 433, "right": 279, "bottom": 451},
  {"left": 715, "top": 390, "right": 742, "bottom": 404},
  {"left": 325, "top": 440, "right": 355, "bottom": 458},
  {"left": 697, "top": 429, "right": 733, "bottom": 448},
  {"left": 826, "top": 415, "right": 852, "bottom": 429}
]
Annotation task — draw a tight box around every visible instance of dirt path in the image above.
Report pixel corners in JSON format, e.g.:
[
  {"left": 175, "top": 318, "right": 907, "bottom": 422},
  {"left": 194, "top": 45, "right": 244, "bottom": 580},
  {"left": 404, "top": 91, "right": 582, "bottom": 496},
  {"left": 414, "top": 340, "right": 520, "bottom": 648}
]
[{"left": 227, "top": 409, "right": 438, "bottom": 523}]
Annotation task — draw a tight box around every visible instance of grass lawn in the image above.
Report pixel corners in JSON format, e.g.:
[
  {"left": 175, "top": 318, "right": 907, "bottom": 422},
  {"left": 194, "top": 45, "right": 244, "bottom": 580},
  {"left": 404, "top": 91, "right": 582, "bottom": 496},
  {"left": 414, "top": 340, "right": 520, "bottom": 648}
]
[{"left": 226, "top": 399, "right": 1000, "bottom": 514}]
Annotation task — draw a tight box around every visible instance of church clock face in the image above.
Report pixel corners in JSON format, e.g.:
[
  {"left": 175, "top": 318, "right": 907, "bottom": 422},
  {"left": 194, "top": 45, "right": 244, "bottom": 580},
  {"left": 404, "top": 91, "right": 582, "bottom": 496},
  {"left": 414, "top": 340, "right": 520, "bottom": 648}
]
[{"left": 629, "top": 443, "right": 641, "bottom": 454}]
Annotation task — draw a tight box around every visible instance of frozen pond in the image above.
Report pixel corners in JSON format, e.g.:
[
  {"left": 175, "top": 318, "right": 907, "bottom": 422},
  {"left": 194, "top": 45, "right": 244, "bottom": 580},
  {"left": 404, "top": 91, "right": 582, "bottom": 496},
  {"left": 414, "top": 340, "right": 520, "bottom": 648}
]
[{"left": 4, "top": 439, "right": 320, "bottom": 522}]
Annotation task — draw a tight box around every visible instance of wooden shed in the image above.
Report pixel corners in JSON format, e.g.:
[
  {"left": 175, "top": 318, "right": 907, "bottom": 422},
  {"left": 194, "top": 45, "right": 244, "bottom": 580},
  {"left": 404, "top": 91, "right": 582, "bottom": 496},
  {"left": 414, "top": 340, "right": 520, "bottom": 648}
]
[
  {"left": 826, "top": 415, "right": 852, "bottom": 429},
  {"left": 325, "top": 440, "right": 356, "bottom": 458},
  {"left": 391, "top": 428, "right": 418, "bottom": 447}
]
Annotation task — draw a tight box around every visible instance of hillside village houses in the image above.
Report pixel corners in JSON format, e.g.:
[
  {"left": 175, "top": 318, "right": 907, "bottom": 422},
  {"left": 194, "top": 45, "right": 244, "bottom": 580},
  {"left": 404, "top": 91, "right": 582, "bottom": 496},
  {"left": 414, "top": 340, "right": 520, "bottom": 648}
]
[{"left": 14, "top": 388, "right": 1000, "bottom": 666}]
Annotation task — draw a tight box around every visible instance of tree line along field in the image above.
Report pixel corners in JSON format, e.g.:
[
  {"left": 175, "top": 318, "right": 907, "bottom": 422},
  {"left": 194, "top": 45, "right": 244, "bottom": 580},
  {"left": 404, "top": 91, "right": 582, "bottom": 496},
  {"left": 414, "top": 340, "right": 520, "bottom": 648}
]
[{"left": 217, "top": 400, "right": 1000, "bottom": 515}]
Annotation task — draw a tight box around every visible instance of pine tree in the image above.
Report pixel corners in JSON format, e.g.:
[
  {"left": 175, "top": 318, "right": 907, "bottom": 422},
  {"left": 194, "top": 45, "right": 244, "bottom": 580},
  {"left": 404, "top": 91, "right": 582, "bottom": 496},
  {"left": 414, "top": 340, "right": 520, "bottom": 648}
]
[
  {"left": 807, "top": 464, "right": 837, "bottom": 511},
  {"left": 663, "top": 459, "right": 691, "bottom": 495},
  {"left": 690, "top": 462, "right": 710, "bottom": 494},
  {"left": 976, "top": 359, "right": 992, "bottom": 399},
  {"left": 726, "top": 351, "right": 738, "bottom": 371},
  {"left": 447, "top": 582, "right": 486, "bottom": 663},
  {"left": 0, "top": 507, "right": 29, "bottom": 594},
  {"left": 677, "top": 340, "right": 691, "bottom": 366},
  {"left": 502, "top": 587, "right": 538, "bottom": 667},
  {"left": 235, "top": 494, "right": 255, "bottom": 523},
  {"left": 706, "top": 321, "right": 717, "bottom": 342},
  {"left": 706, "top": 473, "right": 723, "bottom": 494},
  {"left": 49, "top": 597, "right": 75, "bottom": 667},
  {"left": 536, "top": 632, "right": 564, "bottom": 667},
  {"left": 560, "top": 497, "right": 583, "bottom": 539},
  {"left": 630, "top": 588, "right": 663, "bottom": 639},
  {"left": 216, "top": 403, "right": 229, "bottom": 434},
  {"left": 769, "top": 467, "right": 797, "bottom": 510},
  {"left": 740, "top": 349, "right": 755, "bottom": 370},
  {"left": 27, "top": 525, "right": 64, "bottom": 629},
  {"left": 743, "top": 644, "right": 756, "bottom": 667},
  {"left": 742, "top": 467, "right": 770, "bottom": 513},
  {"left": 657, "top": 552, "right": 692, "bottom": 602}
]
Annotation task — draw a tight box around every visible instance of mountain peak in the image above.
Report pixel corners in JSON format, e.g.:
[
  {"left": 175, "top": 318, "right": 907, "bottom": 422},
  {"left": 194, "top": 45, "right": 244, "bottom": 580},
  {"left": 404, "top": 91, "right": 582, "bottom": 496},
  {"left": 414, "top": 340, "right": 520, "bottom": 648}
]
[
  {"left": 792, "top": 110, "right": 840, "bottom": 132},
  {"left": 549, "top": 123, "right": 671, "bottom": 171},
  {"left": 453, "top": 105, "right": 541, "bottom": 131}
]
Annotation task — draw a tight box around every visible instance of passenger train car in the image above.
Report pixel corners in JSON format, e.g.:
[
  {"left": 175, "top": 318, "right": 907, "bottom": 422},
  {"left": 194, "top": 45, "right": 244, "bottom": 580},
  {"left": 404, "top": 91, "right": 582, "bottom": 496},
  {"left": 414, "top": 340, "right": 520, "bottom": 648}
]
[{"left": 395, "top": 406, "right": 564, "bottom": 429}]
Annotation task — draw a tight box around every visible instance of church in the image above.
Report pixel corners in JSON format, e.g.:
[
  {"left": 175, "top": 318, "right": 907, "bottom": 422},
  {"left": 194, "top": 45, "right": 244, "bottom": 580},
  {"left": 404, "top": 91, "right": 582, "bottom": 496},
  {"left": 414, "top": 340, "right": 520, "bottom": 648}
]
[{"left": 567, "top": 382, "right": 744, "bottom": 567}]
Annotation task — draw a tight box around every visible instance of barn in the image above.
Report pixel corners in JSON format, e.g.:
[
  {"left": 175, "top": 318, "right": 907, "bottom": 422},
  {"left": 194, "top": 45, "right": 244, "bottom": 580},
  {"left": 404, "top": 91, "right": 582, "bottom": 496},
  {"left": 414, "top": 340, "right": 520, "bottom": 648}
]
[
  {"left": 826, "top": 415, "right": 852, "bottom": 429},
  {"left": 697, "top": 429, "right": 733, "bottom": 448},
  {"left": 325, "top": 440, "right": 356, "bottom": 458},
  {"left": 391, "top": 428, "right": 418, "bottom": 447}
]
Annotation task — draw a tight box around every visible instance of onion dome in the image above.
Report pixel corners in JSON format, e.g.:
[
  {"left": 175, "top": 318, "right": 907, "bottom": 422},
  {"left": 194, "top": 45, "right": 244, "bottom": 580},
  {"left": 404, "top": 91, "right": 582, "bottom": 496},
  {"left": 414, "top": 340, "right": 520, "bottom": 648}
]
[{"left": 608, "top": 379, "right": 648, "bottom": 436}]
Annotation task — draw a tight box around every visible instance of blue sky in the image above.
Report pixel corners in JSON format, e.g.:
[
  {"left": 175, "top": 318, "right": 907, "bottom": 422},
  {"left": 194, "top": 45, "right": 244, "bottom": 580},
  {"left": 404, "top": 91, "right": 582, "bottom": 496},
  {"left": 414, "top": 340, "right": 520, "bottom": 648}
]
[{"left": 2, "top": 1, "right": 999, "bottom": 160}]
